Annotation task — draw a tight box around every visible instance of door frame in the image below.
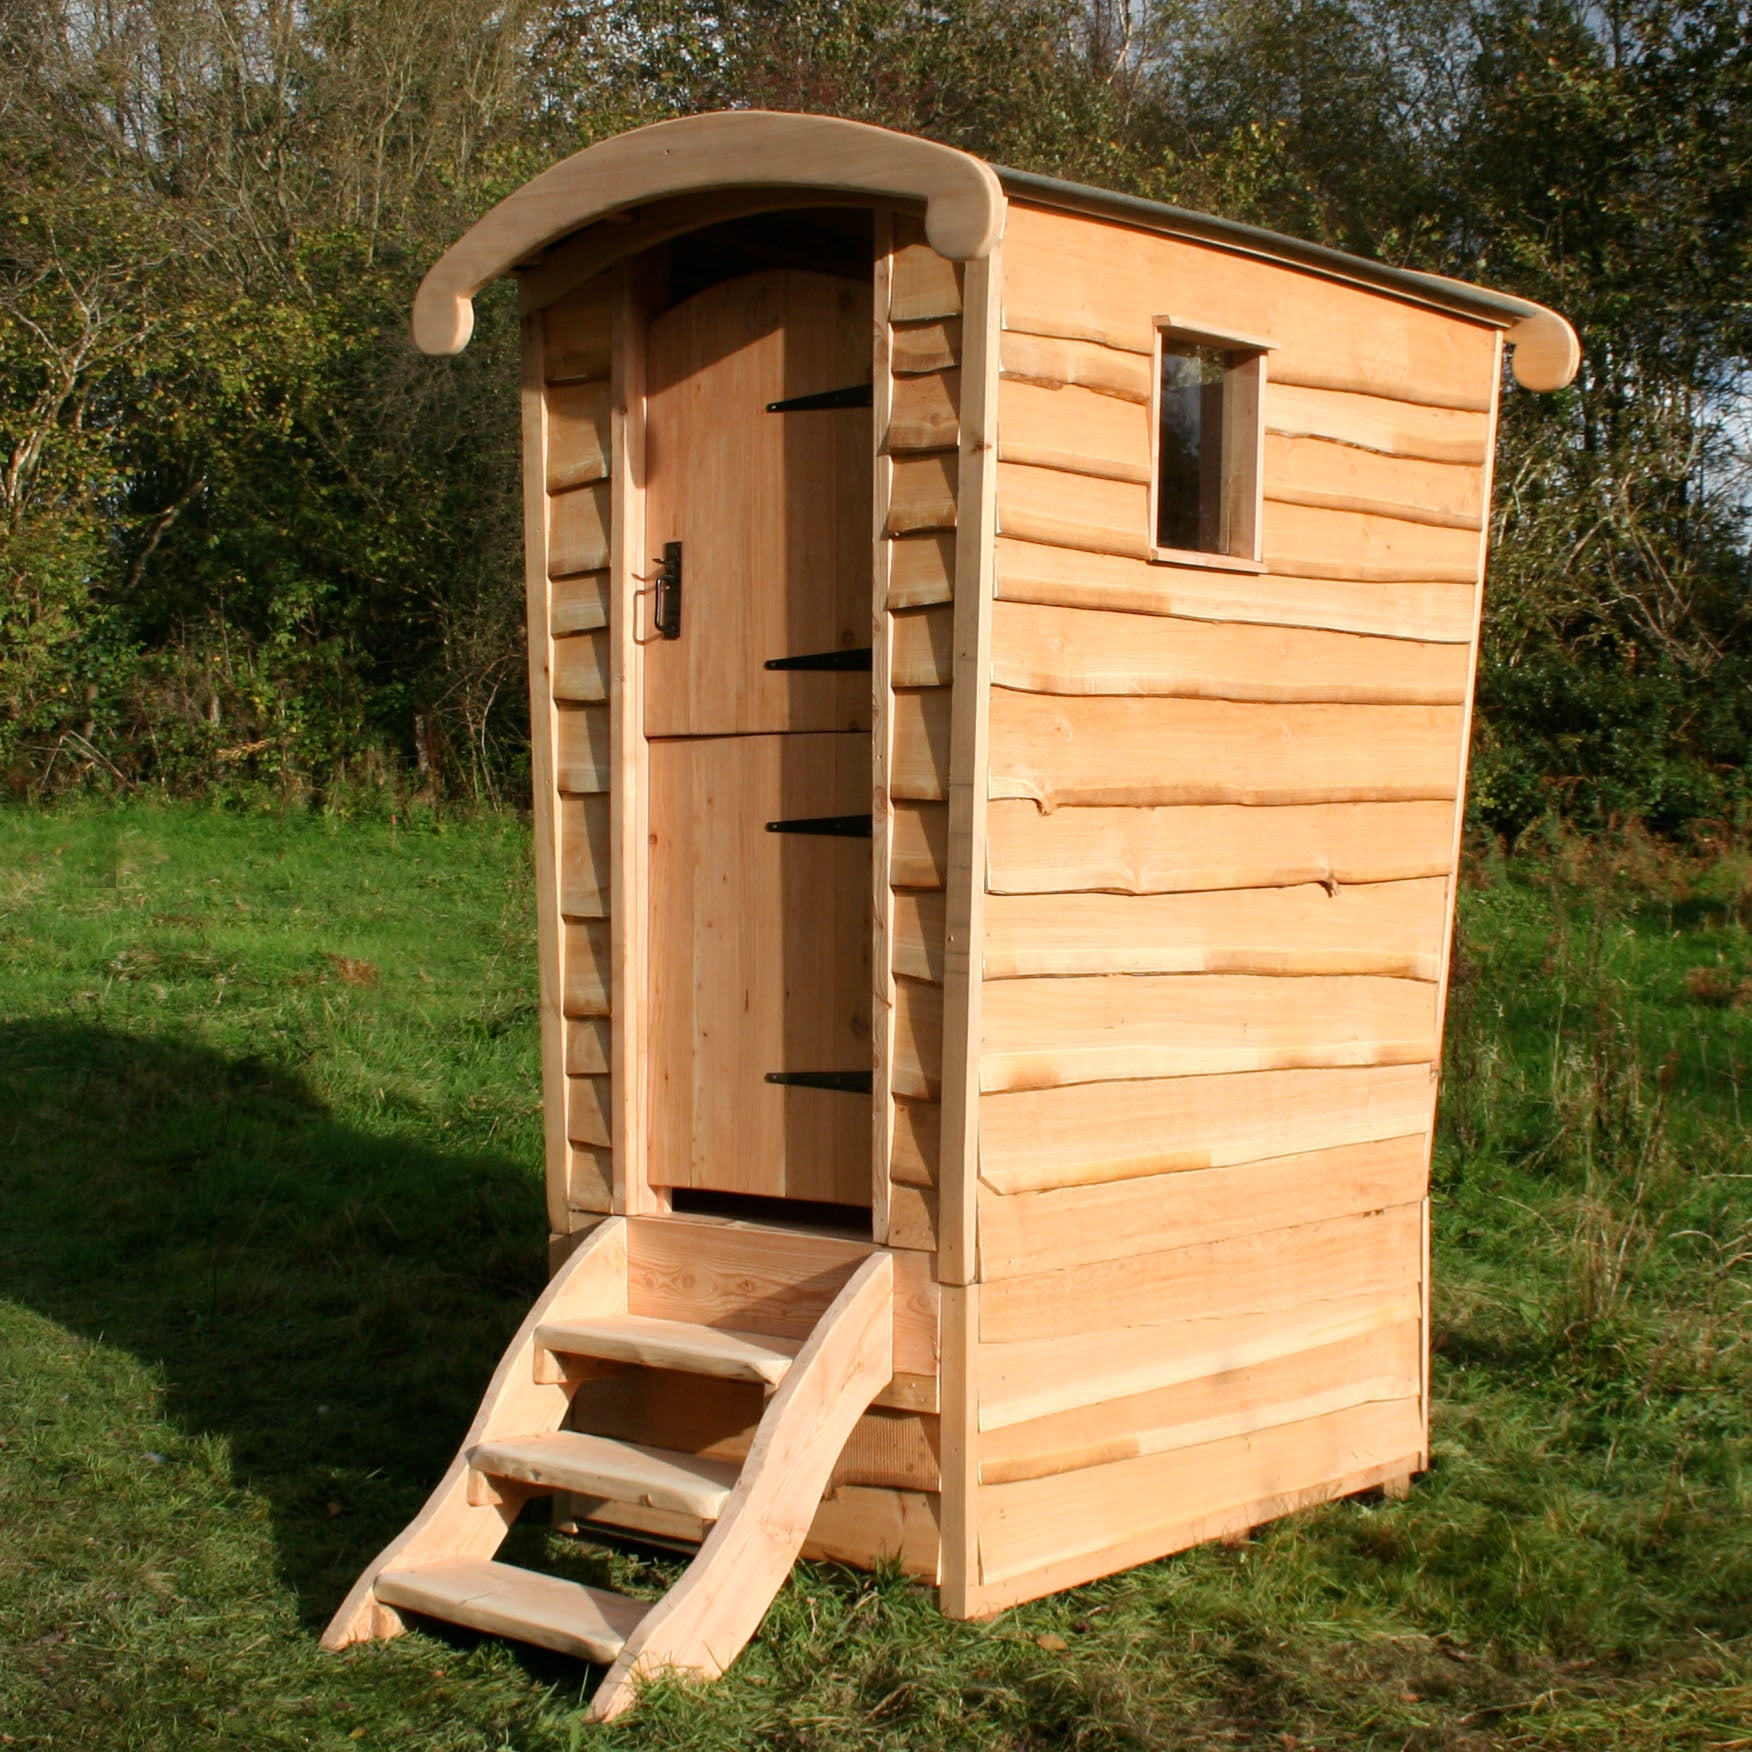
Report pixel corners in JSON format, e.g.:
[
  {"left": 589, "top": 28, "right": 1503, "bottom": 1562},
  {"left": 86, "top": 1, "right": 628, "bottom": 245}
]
[{"left": 602, "top": 213, "right": 901, "bottom": 1238}]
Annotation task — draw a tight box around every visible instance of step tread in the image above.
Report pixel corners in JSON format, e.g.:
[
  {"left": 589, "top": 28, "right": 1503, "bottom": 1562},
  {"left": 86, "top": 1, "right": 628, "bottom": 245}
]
[
  {"left": 375, "top": 1559, "right": 647, "bottom": 1664},
  {"left": 471, "top": 1430, "right": 740, "bottom": 1519},
  {"left": 536, "top": 1313, "right": 800, "bottom": 1385}
]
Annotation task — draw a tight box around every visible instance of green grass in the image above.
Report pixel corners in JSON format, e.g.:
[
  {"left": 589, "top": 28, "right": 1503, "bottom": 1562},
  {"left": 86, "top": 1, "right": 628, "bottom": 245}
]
[{"left": 1, "top": 802, "right": 1748, "bottom": 1750}]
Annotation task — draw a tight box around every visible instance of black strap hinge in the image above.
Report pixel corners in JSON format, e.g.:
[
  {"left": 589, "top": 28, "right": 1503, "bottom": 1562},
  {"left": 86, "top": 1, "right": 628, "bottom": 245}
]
[
  {"left": 766, "top": 383, "right": 873, "bottom": 413},
  {"left": 765, "top": 647, "right": 872, "bottom": 672},
  {"left": 765, "top": 1070, "right": 873, "bottom": 1094},
  {"left": 765, "top": 814, "right": 872, "bottom": 837}
]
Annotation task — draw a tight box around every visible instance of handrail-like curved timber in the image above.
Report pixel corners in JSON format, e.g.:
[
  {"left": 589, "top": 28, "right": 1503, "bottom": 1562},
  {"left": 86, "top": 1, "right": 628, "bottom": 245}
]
[{"left": 411, "top": 111, "right": 1006, "bottom": 355}]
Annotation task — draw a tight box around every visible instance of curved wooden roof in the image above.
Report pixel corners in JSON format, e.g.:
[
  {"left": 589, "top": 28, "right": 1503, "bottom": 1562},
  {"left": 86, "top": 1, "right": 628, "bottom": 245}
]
[{"left": 414, "top": 111, "right": 1578, "bottom": 391}]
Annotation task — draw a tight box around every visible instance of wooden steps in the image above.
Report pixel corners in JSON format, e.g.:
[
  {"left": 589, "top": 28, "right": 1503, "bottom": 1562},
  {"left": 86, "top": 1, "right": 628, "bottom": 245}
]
[
  {"left": 536, "top": 1313, "right": 799, "bottom": 1385},
  {"left": 375, "top": 1559, "right": 648, "bottom": 1663},
  {"left": 470, "top": 1431, "right": 739, "bottom": 1518},
  {"left": 323, "top": 1217, "right": 897, "bottom": 1722}
]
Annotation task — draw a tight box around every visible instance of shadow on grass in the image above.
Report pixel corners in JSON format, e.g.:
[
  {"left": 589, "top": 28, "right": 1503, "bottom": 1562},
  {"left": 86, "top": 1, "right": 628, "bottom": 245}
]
[{"left": 0, "top": 1019, "right": 550, "bottom": 1629}]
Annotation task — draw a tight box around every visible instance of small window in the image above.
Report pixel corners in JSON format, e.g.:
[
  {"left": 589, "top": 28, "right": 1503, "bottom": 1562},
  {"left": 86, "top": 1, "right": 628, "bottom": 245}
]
[{"left": 1151, "top": 322, "right": 1269, "bottom": 570}]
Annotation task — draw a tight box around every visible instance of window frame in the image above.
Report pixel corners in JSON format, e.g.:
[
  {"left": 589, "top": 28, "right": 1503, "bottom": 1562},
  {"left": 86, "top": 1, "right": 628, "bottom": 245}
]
[{"left": 1148, "top": 317, "right": 1274, "bottom": 573}]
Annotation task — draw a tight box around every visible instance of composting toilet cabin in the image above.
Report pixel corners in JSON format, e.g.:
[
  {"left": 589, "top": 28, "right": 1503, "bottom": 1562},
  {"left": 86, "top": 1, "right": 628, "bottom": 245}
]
[{"left": 324, "top": 112, "right": 1578, "bottom": 1705}]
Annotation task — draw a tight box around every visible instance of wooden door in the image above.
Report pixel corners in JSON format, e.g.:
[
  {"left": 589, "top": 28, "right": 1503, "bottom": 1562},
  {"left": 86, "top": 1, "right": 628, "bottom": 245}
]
[
  {"left": 643, "top": 262, "right": 875, "bottom": 1209},
  {"left": 648, "top": 735, "right": 872, "bottom": 1205},
  {"left": 643, "top": 269, "right": 872, "bottom": 737}
]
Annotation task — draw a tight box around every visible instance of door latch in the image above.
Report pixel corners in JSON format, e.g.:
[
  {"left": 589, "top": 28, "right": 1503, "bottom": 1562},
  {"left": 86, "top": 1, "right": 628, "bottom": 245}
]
[{"left": 653, "top": 541, "right": 682, "bottom": 640}]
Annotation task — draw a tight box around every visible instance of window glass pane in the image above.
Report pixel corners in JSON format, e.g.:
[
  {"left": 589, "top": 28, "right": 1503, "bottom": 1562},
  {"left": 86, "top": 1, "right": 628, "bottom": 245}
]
[{"left": 1157, "top": 340, "right": 1233, "bottom": 555}]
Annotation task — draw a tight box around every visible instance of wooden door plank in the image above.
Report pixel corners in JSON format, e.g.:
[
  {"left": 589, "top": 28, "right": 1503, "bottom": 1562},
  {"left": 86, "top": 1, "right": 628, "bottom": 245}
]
[
  {"left": 988, "top": 692, "right": 1465, "bottom": 810},
  {"left": 988, "top": 601, "right": 1469, "bottom": 703},
  {"left": 983, "top": 877, "right": 1450, "bottom": 980},
  {"left": 986, "top": 797, "right": 1457, "bottom": 895},
  {"left": 979, "top": 1061, "right": 1436, "bottom": 1194},
  {"left": 978, "top": 1133, "right": 1429, "bottom": 1278}
]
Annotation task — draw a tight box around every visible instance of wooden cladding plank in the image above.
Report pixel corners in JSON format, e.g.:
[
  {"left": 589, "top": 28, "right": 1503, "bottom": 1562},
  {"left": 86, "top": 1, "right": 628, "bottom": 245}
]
[
  {"left": 993, "top": 536, "right": 1480, "bottom": 643},
  {"left": 552, "top": 631, "right": 609, "bottom": 703},
  {"left": 565, "top": 1143, "right": 613, "bottom": 1213},
  {"left": 988, "top": 601, "right": 1470, "bottom": 704},
  {"left": 996, "top": 462, "right": 1148, "bottom": 559},
  {"left": 887, "top": 532, "right": 955, "bottom": 608},
  {"left": 561, "top": 920, "right": 611, "bottom": 1018},
  {"left": 982, "top": 1203, "right": 1423, "bottom": 1346},
  {"left": 892, "top": 317, "right": 962, "bottom": 375},
  {"left": 625, "top": 1218, "right": 939, "bottom": 1383},
  {"left": 997, "top": 380, "right": 1152, "bottom": 484},
  {"left": 890, "top": 238, "right": 964, "bottom": 322},
  {"left": 983, "top": 877, "right": 1449, "bottom": 981},
  {"left": 548, "top": 480, "right": 612, "bottom": 578},
  {"left": 542, "top": 282, "right": 613, "bottom": 383},
  {"left": 894, "top": 889, "right": 947, "bottom": 983},
  {"left": 1000, "top": 329, "right": 1152, "bottom": 403},
  {"left": 978, "top": 1396, "right": 1424, "bottom": 1586},
  {"left": 546, "top": 379, "right": 612, "bottom": 491},
  {"left": 892, "top": 801, "right": 949, "bottom": 888},
  {"left": 565, "top": 1017, "right": 611, "bottom": 1075},
  {"left": 1265, "top": 434, "right": 1484, "bottom": 531},
  {"left": 554, "top": 705, "right": 609, "bottom": 794},
  {"left": 558, "top": 793, "right": 610, "bottom": 919},
  {"left": 988, "top": 692, "right": 1465, "bottom": 810},
  {"left": 986, "top": 797, "right": 1458, "bottom": 895},
  {"left": 982, "top": 1320, "right": 1422, "bottom": 1484},
  {"left": 889, "top": 1185, "right": 939, "bottom": 1253},
  {"left": 980, "top": 1062, "right": 1437, "bottom": 1195},
  {"left": 892, "top": 606, "right": 954, "bottom": 688},
  {"left": 893, "top": 976, "right": 943, "bottom": 1100},
  {"left": 1001, "top": 202, "right": 1497, "bottom": 411},
  {"left": 891, "top": 688, "right": 952, "bottom": 800},
  {"left": 888, "top": 453, "right": 959, "bottom": 534},
  {"left": 805, "top": 1485, "right": 941, "bottom": 1580},
  {"left": 981, "top": 971, "right": 1439, "bottom": 1091},
  {"left": 566, "top": 1074, "right": 613, "bottom": 1148},
  {"left": 1264, "top": 500, "right": 1483, "bottom": 583},
  {"left": 891, "top": 1097, "right": 941, "bottom": 1188},
  {"left": 550, "top": 570, "right": 609, "bottom": 637},
  {"left": 979, "top": 1133, "right": 1430, "bottom": 1278},
  {"left": 1265, "top": 381, "right": 1491, "bottom": 467},
  {"left": 887, "top": 370, "right": 960, "bottom": 452}
]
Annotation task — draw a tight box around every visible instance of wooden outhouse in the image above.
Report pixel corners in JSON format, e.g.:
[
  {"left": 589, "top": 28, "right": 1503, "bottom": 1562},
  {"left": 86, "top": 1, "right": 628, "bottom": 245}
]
[{"left": 324, "top": 112, "right": 1579, "bottom": 1716}]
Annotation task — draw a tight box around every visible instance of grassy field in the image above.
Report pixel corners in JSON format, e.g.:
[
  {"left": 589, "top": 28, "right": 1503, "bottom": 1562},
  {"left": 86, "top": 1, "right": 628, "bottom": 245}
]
[{"left": 1, "top": 802, "right": 1748, "bottom": 1751}]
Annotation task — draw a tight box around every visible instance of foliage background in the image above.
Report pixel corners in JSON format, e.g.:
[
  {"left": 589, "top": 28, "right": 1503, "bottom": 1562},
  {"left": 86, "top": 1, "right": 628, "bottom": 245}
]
[{"left": 3, "top": 0, "right": 1749, "bottom": 830}]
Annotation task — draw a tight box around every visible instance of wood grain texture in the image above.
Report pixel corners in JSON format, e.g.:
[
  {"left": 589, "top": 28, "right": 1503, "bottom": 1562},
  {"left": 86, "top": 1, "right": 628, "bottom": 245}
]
[
  {"left": 977, "top": 1396, "right": 1424, "bottom": 1587},
  {"left": 893, "top": 975, "right": 944, "bottom": 1099},
  {"left": 548, "top": 480, "right": 612, "bottom": 578},
  {"left": 1265, "top": 381, "right": 1491, "bottom": 466},
  {"left": 993, "top": 536, "right": 1481, "bottom": 642},
  {"left": 999, "top": 329, "right": 1152, "bottom": 403},
  {"left": 892, "top": 800, "right": 949, "bottom": 887},
  {"left": 565, "top": 1143, "right": 614, "bottom": 1214},
  {"left": 979, "top": 1061, "right": 1436, "bottom": 1194},
  {"left": 982, "top": 1320, "right": 1421, "bottom": 1484},
  {"left": 988, "top": 691, "right": 1465, "bottom": 810},
  {"left": 890, "top": 235, "right": 965, "bottom": 321},
  {"left": 561, "top": 919, "right": 611, "bottom": 1018},
  {"left": 558, "top": 794, "right": 610, "bottom": 919},
  {"left": 892, "top": 605, "right": 954, "bottom": 687},
  {"left": 997, "top": 379, "right": 1152, "bottom": 483},
  {"left": 891, "top": 1097, "right": 941, "bottom": 1188},
  {"left": 565, "top": 1073, "right": 613, "bottom": 1148},
  {"left": 1266, "top": 434, "right": 1484, "bottom": 530},
  {"left": 887, "top": 370, "right": 960, "bottom": 452},
  {"left": 550, "top": 570, "right": 609, "bottom": 637},
  {"left": 981, "top": 971, "right": 1438, "bottom": 1091},
  {"left": 988, "top": 601, "right": 1469, "bottom": 703},
  {"left": 565, "top": 1017, "right": 611, "bottom": 1075},
  {"left": 888, "top": 453, "right": 959, "bottom": 533},
  {"left": 979, "top": 1132, "right": 1430, "bottom": 1277},
  {"left": 995, "top": 461, "right": 1148, "bottom": 558},
  {"left": 886, "top": 531, "right": 956, "bottom": 607},
  {"left": 983, "top": 877, "right": 1449, "bottom": 980},
  {"left": 895, "top": 888, "right": 947, "bottom": 982},
  {"left": 546, "top": 379, "right": 612, "bottom": 490},
  {"left": 554, "top": 704, "right": 608, "bottom": 793},
  {"left": 891, "top": 687, "right": 952, "bottom": 799},
  {"left": 1263, "top": 499, "right": 1483, "bottom": 582},
  {"left": 986, "top": 797, "right": 1457, "bottom": 895},
  {"left": 552, "top": 630, "right": 609, "bottom": 702},
  {"left": 888, "top": 1184, "right": 939, "bottom": 1253},
  {"left": 892, "top": 317, "right": 962, "bottom": 374},
  {"left": 1000, "top": 202, "right": 1498, "bottom": 411},
  {"left": 543, "top": 283, "right": 613, "bottom": 382}
]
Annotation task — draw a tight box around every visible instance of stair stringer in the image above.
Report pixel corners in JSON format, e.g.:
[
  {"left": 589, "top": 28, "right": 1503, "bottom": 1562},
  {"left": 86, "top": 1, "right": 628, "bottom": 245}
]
[
  {"left": 587, "top": 1248, "right": 896, "bottom": 1721},
  {"left": 321, "top": 1217, "right": 630, "bottom": 1649}
]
